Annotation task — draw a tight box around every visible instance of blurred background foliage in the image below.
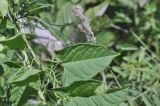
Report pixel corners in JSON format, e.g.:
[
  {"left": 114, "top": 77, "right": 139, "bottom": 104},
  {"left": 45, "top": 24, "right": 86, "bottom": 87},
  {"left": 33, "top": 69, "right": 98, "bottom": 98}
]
[{"left": 1, "top": 0, "right": 160, "bottom": 106}]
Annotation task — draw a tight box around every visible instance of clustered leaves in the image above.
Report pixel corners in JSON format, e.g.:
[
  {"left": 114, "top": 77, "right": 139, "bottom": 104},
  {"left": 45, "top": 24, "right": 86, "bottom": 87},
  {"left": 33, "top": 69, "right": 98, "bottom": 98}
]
[{"left": 0, "top": 0, "right": 160, "bottom": 106}]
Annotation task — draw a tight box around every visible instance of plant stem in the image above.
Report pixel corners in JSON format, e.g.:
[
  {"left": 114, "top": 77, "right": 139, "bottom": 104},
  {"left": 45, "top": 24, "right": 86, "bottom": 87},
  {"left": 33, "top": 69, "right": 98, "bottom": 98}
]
[
  {"left": 130, "top": 30, "right": 160, "bottom": 63},
  {"left": 8, "top": 6, "right": 40, "bottom": 65},
  {"left": 109, "top": 67, "right": 122, "bottom": 88}
]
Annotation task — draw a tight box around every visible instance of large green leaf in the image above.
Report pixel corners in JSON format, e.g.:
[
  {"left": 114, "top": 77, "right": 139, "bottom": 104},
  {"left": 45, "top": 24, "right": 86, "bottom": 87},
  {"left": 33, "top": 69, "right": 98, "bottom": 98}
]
[
  {"left": 64, "top": 88, "right": 128, "bottom": 106},
  {"left": 56, "top": 44, "right": 119, "bottom": 86},
  {"left": 0, "top": 0, "right": 8, "bottom": 17},
  {"left": 54, "top": 80, "right": 101, "bottom": 97},
  {"left": 0, "top": 34, "right": 26, "bottom": 50},
  {"left": 8, "top": 67, "right": 43, "bottom": 85}
]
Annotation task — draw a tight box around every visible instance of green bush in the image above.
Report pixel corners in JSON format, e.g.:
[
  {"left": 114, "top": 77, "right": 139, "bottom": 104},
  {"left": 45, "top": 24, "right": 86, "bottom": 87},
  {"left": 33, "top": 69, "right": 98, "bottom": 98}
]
[{"left": 0, "top": 0, "right": 160, "bottom": 106}]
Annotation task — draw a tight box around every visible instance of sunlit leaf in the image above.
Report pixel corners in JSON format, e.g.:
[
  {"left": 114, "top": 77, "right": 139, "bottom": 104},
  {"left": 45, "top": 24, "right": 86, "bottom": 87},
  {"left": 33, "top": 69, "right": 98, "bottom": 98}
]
[{"left": 56, "top": 44, "right": 119, "bottom": 86}]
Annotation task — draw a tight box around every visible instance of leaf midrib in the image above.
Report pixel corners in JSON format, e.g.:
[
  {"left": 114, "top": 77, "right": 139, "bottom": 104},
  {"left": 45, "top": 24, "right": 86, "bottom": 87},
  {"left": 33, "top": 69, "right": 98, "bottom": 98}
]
[{"left": 63, "top": 54, "right": 119, "bottom": 64}]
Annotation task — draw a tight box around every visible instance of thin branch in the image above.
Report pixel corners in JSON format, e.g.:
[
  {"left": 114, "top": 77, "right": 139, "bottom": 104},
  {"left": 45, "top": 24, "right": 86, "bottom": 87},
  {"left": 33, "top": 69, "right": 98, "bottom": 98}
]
[{"left": 109, "top": 67, "right": 122, "bottom": 88}]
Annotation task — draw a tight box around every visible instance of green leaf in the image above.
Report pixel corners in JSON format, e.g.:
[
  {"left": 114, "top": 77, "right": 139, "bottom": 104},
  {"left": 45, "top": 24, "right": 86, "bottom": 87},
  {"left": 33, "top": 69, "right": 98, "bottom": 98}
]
[
  {"left": 0, "top": 0, "right": 8, "bottom": 17},
  {"left": 119, "top": 102, "right": 128, "bottom": 106},
  {"left": 56, "top": 44, "right": 119, "bottom": 86},
  {"left": 85, "top": 1, "right": 109, "bottom": 19},
  {"left": 64, "top": 88, "right": 128, "bottom": 106},
  {"left": 8, "top": 67, "right": 43, "bottom": 85},
  {"left": 0, "top": 34, "right": 26, "bottom": 50},
  {"left": 54, "top": 80, "right": 101, "bottom": 97},
  {"left": 56, "top": 2, "right": 74, "bottom": 25},
  {"left": 113, "top": 12, "right": 132, "bottom": 23},
  {"left": 10, "top": 86, "right": 37, "bottom": 106},
  {"left": 116, "top": 43, "right": 138, "bottom": 51},
  {"left": 144, "top": 2, "right": 157, "bottom": 15},
  {"left": 0, "top": 19, "right": 15, "bottom": 31},
  {"left": 10, "top": 86, "right": 26, "bottom": 106},
  {"left": 142, "top": 95, "right": 153, "bottom": 106},
  {"left": 96, "top": 31, "right": 115, "bottom": 46},
  {"left": 14, "top": 0, "right": 19, "bottom": 4},
  {"left": 0, "top": 50, "right": 15, "bottom": 64}
]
